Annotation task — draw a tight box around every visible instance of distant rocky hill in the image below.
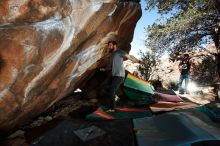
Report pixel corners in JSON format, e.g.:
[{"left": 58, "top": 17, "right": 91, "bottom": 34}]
[{"left": 126, "top": 43, "right": 219, "bottom": 87}]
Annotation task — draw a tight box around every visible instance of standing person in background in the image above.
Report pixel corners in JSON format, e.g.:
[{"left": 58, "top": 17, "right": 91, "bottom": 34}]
[
  {"left": 103, "top": 41, "right": 144, "bottom": 112},
  {"left": 178, "top": 53, "right": 194, "bottom": 94}
]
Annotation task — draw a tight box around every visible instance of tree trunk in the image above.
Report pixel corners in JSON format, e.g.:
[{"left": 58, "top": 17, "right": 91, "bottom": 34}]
[
  {"left": 216, "top": 53, "right": 220, "bottom": 78},
  {"left": 213, "top": 41, "right": 220, "bottom": 81},
  {"left": 212, "top": 33, "right": 220, "bottom": 80},
  {"left": 212, "top": 22, "right": 220, "bottom": 80},
  {"left": 213, "top": 0, "right": 220, "bottom": 80}
]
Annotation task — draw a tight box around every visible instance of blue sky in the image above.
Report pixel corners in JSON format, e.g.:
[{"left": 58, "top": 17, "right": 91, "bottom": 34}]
[{"left": 130, "top": 0, "right": 159, "bottom": 58}]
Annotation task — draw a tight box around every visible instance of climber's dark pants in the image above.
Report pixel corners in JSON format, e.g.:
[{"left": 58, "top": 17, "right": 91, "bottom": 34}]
[{"left": 106, "top": 76, "right": 124, "bottom": 109}]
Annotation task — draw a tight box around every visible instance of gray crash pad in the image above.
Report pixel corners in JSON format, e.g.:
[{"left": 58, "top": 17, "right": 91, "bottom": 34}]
[{"left": 133, "top": 109, "right": 220, "bottom": 146}]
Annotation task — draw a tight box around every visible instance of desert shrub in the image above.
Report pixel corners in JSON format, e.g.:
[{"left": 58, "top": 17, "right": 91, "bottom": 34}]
[
  {"left": 192, "top": 56, "right": 217, "bottom": 85},
  {"left": 138, "top": 51, "right": 157, "bottom": 80},
  {"left": 150, "top": 80, "right": 163, "bottom": 90},
  {"left": 167, "top": 81, "right": 179, "bottom": 91}
]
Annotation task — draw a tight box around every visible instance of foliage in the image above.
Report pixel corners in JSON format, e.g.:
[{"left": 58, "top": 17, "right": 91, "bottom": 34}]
[
  {"left": 192, "top": 55, "right": 218, "bottom": 84},
  {"left": 150, "top": 79, "right": 163, "bottom": 90},
  {"left": 138, "top": 51, "right": 157, "bottom": 80},
  {"left": 166, "top": 81, "right": 179, "bottom": 91},
  {"left": 145, "top": 0, "right": 220, "bottom": 56}
]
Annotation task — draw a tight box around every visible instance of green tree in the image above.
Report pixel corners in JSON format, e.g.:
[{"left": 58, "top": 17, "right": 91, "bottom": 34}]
[
  {"left": 138, "top": 51, "right": 156, "bottom": 80},
  {"left": 145, "top": 0, "right": 220, "bottom": 78},
  {"left": 192, "top": 55, "right": 218, "bottom": 84}
]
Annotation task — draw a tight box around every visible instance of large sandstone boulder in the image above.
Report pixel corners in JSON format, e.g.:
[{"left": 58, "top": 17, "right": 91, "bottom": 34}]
[{"left": 0, "top": 0, "right": 141, "bottom": 133}]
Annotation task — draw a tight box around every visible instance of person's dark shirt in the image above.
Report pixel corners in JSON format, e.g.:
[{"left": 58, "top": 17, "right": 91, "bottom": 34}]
[{"left": 180, "top": 59, "right": 191, "bottom": 75}]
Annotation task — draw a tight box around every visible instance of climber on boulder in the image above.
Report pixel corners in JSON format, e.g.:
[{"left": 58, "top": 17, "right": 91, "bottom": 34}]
[{"left": 101, "top": 40, "right": 144, "bottom": 112}]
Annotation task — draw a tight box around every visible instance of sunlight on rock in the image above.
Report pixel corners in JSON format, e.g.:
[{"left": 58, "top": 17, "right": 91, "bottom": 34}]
[{"left": 74, "top": 88, "right": 82, "bottom": 93}]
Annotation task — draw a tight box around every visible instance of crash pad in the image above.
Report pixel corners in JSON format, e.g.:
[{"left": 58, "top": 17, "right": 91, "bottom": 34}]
[
  {"left": 133, "top": 110, "right": 220, "bottom": 146},
  {"left": 124, "top": 87, "right": 156, "bottom": 104},
  {"left": 124, "top": 73, "right": 154, "bottom": 101},
  {"left": 86, "top": 107, "right": 152, "bottom": 120},
  {"left": 155, "top": 89, "right": 177, "bottom": 95},
  {"left": 149, "top": 101, "right": 197, "bottom": 113},
  {"left": 153, "top": 92, "right": 183, "bottom": 102},
  {"left": 196, "top": 103, "right": 220, "bottom": 123},
  {"left": 31, "top": 119, "right": 136, "bottom": 146},
  {"left": 191, "top": 140, "right": 220, "bottom": 146}
]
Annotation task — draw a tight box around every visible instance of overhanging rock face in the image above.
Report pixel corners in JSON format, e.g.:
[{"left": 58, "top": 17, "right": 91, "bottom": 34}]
[{"left": 0, "top": 0, "right": 141, "bottom": 132}]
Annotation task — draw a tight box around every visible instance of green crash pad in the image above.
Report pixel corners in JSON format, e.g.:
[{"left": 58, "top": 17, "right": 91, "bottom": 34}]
[
  {"left": 123, "top": 73, "right": 154, "bottom": 101},
  {"left": 86, "top": 107, "right": 152, "bottom": 120}
]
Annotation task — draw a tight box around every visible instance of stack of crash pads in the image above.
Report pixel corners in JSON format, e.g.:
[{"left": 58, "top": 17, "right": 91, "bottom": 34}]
[
  {"left": 87, "top": 73, "right": 197, "bottom": 119},
  {"left": 149, "top": 101, "right": 197, "bottom": 112},
  {"left": 150, "top": 89, "right": 197, "bottom": 112},
  {"left": 123, "top": 74, "right": 195, "bottom": 113},
  {"left": 125, "top": 73, "right": 197, "bottom": 113},
  {"left": 123, "top": 73, "right": 155, "bottom": 103},
  {"left": 153, "top": 89, "right": 183, "bottom": 102}
]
